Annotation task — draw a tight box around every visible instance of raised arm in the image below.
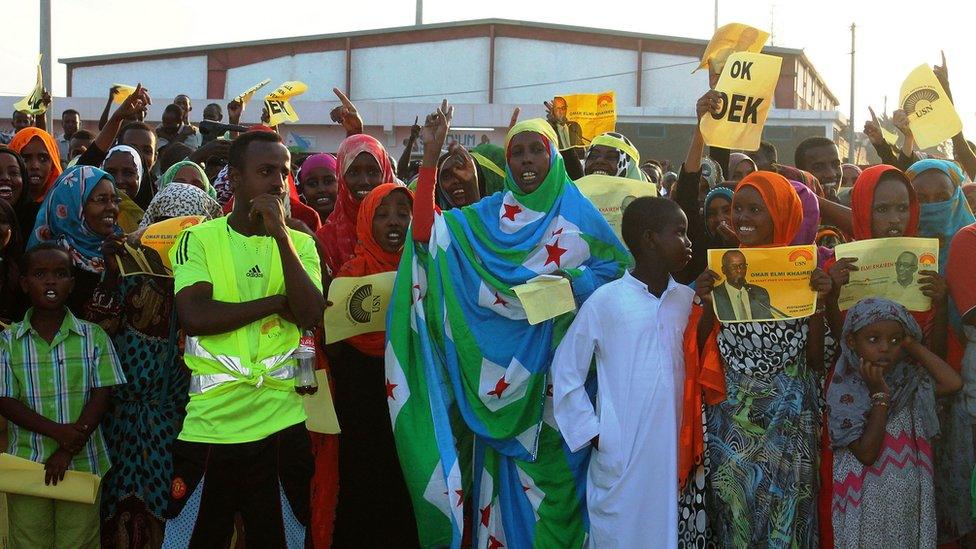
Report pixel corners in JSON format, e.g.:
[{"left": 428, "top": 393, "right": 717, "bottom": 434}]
[
  {"left": 414, "top": 99, "right": 454, "bottom": 243},
  {"left": 98, "top": 87, "right": 117, "bottom": 131},
  {"left": 91, "top": 85, "right": 151, "bottom": 157},
  {"left": 331, "top": 88, "right": 363, "bottom": 138},
  {"left": 397, "top": 117, "right": 420, "bottom": 177}
]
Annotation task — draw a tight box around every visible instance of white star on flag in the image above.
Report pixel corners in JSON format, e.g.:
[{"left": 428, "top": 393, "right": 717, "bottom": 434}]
[
  {"left": 478, "top": 357, "right": 531, "bottom": 412},
  {"left": 520, "top": 216, "right": 591, "bottom": 274},
  {"left": 498, "top": 192, "right": 544, "bottom": 234},
  {"left": 477, "top": 281, "right": 526, "bottom": 320},
  {"left": 384, "top": 342, "right": 410, "bottom": 425},
  {"left": 423, "top": 462, "right": 454, "bottom": 520},
  {"left": 429, "top": 210, "right": 453, "bottom": 258},
  {"left": 516, "top": 465, "right": 544, "bottom": 522}
]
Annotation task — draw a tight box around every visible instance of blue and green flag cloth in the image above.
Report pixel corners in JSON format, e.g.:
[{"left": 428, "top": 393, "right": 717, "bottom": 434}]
[{"left": 386, "top": 119, "right": 630, "bottom": 548}]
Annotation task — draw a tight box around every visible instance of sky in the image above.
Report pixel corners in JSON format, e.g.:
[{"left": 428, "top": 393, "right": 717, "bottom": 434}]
[{"left": 2, "top": 0, "right": 974, "bottom": 133}]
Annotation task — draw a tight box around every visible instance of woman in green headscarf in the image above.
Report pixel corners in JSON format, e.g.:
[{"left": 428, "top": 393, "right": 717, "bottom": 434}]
[
  {"left": 583, "top": 131, "right": 648, "bottom": 181},
  {"left": 157, "top": 159, "right": 216, "bottom": 198}
]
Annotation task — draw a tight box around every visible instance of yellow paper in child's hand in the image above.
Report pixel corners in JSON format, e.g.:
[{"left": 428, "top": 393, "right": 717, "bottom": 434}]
[
  {"left": 0, "top": 453, "right": 101, "bottom": 504},
  {"left": 324, "top": 272, "right": 396, "bottom": 343},
  {"left": 304, "top": 370, "right": 340, "bottom": 434},
  {"left": 512, "top": 275, "right": 576, "bottom": 325}
]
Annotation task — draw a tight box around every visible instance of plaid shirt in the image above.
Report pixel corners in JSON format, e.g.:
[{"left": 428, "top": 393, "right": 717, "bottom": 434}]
[{"left": 0, "top": 308, "right": 126, "bottom": 476}]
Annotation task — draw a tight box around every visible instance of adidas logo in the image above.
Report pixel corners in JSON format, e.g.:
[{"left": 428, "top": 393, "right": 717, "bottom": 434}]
[{"left": 246, "top": 264, "right": 264, "bottom": 278}]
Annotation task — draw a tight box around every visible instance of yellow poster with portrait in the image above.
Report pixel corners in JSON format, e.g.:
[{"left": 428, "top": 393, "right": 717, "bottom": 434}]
[
  {"left": 325, "top": 271, "right": 396, "bottom": 344},
  {"left": 554, "top": 91, "right": 616, "bottom": 148},
  {"left": 697, "top": 23, "right": 770, "bottom": 74},
  {"left": 699, "top": 52, "right": 782, "bottom": 151},
  {"left": 264, "top": 80, "right": 308, "bottom": 126},
  {"left": 118, "top": 216, "right": 205, "bottom": 277},
  {"left": 574, "top": 174, "right": 657, "bottom": 241},
  {"left": 707, "top": 245, "right": 817, "bottom": 323},
  {"left": 834, "top": 237, "right": 939, "bottom": 311},
  {"left": 900, "top": 64, "right": 962, "bottom": 149}
]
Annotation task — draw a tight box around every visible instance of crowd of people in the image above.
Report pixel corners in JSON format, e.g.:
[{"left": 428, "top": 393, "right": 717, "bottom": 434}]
[{"left": 0, "top": 50, "right": 975, "bottom": 549}]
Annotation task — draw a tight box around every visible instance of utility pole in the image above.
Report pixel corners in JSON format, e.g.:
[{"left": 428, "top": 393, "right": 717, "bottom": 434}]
[
  {"left": 714, "top": 0, "right": 719, "bottom": 31},
  {"left": 416, "top": 0, "right": 422, "bottom": 25},
  {"left": 847, "top": 23, "right": 856, "bottom": 163},
  {"left": 40, "top": 0, "right": 52, "bottom": 128}
]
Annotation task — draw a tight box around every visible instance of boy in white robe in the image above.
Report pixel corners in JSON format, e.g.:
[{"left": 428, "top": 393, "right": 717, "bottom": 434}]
[{"left": 552, "top": 197, "right": 695, "bottom": 548}]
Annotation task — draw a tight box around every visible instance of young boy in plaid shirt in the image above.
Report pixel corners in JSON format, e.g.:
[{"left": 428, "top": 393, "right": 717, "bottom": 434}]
[{"left": 0, "top": 243, "right": 126, "bottom": 548}]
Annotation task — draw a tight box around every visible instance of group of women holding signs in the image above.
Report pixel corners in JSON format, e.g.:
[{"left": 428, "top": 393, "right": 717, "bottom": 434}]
[{"left": 2, "top": 32, "right": 976, "bottom": 549}]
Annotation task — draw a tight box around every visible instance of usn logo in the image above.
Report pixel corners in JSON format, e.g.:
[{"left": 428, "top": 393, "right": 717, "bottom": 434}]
[
  {"left": 788, "top": 248, "right": 815, "bottom": 266},
  {"left": 919, "top": 252, "right": 937, "bottom": 267},
  {"left": 903, "top": 88, "right": 940, "bottom": 118},
  {"left": 349, "top": 284, "right": 383, "bottom": 323}
]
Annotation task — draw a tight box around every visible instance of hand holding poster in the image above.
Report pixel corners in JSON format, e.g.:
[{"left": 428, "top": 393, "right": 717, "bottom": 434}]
[
  {"left": 699, "top": 52, "right": 782, "bottom": 151},
  {"left": 13, "top": 55, "right": 47, "bottom": 116},
  {"left": 574, "top": 174, "right": 657, "bottom": 241},
  {"left": 697, "top": 23, "right": 770, "bottom": 74},
  {"left": 117, "top": 216, "right": 204, "bottom": 277},
  {"left": 325, "top": 271, "right": 396, "bottom": 344},
  {"left": 550, "top": 92, "right": 616, "bottom": 149},
  {"left": 233, "top": 78, "right": 271, "bottom": 105},
  {"left": 900, "top": 64, "right": 962, "bottom": 149},
  {"left": 834, "top": 237, "right": 939, "bottom": 311},
  {"left": 707, "top": 245, "right": 817, "bottom": 323},
  {"left": 264, "top": 81, "right": 308, "bottom": 127},
  {"left": 0, "top": 453, "right": 101, "bottom": 504}
]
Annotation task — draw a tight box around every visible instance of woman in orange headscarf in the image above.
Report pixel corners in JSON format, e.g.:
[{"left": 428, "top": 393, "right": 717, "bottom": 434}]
[
  {"left": 8, "top": 128, "right": 61, "bottom": 242},
  {"left": 682, "top": 171, "right": 832, "bottom": 547},
  {"left": 324, "top": 183, "right": 418, "bottom": 547}
]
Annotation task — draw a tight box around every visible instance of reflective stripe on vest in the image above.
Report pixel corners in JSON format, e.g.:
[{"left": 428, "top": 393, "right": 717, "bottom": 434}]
[{"left": 185, "top": 335, "right": 298, "bottom": 394}]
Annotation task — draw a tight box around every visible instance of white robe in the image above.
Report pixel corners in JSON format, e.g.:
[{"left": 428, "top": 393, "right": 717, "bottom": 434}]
[{"left": 552, "top": 272, "right": 694, "bottom": 549}]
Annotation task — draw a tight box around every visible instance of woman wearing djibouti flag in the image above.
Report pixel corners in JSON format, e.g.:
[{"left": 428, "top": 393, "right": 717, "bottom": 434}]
[{"left": 386, "top": 99, "right": 630, "bottom": 548}]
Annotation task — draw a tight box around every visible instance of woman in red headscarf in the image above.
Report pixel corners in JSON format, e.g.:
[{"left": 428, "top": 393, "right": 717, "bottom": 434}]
[
  {"left": 8, "top": 128, "right": 62, "bottom": 243},
  {"left": 325, "top": 183, "right": 418, "bottom": 547},
  {"left": 315, "top": 134, "right": 396, "bottom": 277},
  {"left": 682, "top": 171, "right": 833, "bottom": 547}
]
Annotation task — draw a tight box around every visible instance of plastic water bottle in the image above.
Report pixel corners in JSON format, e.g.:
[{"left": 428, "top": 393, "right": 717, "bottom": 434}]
[{"left": 293, "top": 330, "right": 319, "bottom": 395}]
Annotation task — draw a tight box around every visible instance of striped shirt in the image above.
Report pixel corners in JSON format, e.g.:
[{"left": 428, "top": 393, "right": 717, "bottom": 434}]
[{"left": 0, "top": 308, "right": 126, "bottom": 476}]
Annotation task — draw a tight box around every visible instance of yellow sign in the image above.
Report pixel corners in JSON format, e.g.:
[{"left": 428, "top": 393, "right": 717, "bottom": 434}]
[
  {"left": 0, "top": 453, "right": 101, "bottom": 504},
  {"left": 233, "top": 78, "right": 271, "bottom": 105},
  {"left": 325, "top": 271, "right": 396, "bottom": 343},
  {"left": 111, "top": 84, "right": 137, "bottom": 105},
  {"left": 118, "top": 216, "right": 204, "bottom": 277},
  {"left": 698, "top": 23, "right": 770, "bottom": 73},
  {"left": 554, "top": 91, "right": 616, "bottom": 148},
  {"left": 574, "top": 174, "right": 657, "bottom": 241},
  {"left": 707, "top": 245, "right": 817, "bottom": 323},
  {"left": 834, "top": 237, "right": 939, "bottom": 311},
  {"left": 264, "top": 80, "right": 308, "bottom": 126},
  {"left": 699, "top": 52, "right": 782, "bottom": 151},
  {"left": 512, "top": 274, "right": 577, "bottom": 325},
  {"left": 900, "top": 64, "right": 963, "bottom": 149},
  {"left": 13, "top": 55, "right": 46, "bottom": 116},
  {"left": 304, "top": 370, "right": 341, "bottom": 434}
]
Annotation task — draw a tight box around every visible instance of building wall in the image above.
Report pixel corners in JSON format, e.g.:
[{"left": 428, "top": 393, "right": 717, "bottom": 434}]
[
  {"left": 641, "top": 52, "right": 707, "bottom": 109},
  {"left": 72, "top": 56, "right": 208, "bottom": 100},
  {"left": 493, "top": 38, "right": 638, "bottom": 106},
  {"left": 224, "top": 51, "right": 346, "bottom": 101},
  {"left": 351, "top": 38, "right": 490, "bottom": 103}
]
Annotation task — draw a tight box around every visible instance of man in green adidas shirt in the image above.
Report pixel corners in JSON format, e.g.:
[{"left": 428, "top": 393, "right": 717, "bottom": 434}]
[{"left": 163, "top": 130, "right": 325, "bottom": 547}]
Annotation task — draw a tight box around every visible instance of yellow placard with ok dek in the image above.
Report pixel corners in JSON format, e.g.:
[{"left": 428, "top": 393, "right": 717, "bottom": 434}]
[
  {"left": 700, "top": 51, "right": 782, "bottom": 151},
  {"left": 325, "top": 271, "right": 396, "bottom": 344},
  {"left": 575, "top": 174, "right": 657, "bottom": 241},
  {"left": 900, "top": 64, "right": 963, "bottom": 149},
  {"left": 13, "top": 55, "right": 46, "bottom": 116},
  {"left": 0, "top": 453, "right": 101, "bottom": 504},
  {"left": 512, "top": 275, "right": 577, "bottom": 325},
  {"left": 264, "top": 81, "right": 308, "bottom": 126},
  {"left": 697, "top": 23, "right": 770, "bottom": 74},
  {"left": 233, "top": 78, "right": 271, "bottom": 105},
  {"left": 118, "top": 215, "right": 204, "bottom": 278},
  {"left": 555, "top": 91, "right": 617, "bottom": 148}
]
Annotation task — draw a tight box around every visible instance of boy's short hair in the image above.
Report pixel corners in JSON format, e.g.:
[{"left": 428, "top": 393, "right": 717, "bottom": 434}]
[
  {"left": 228, "top": 131, "right": 283, "bottom": 171},
  {"left": 621, "top": 197, "right": 683, "bottom": 254},
  {"left": 119, "top": 121, "right": 154, "bottom": 142},
  {"left": 758, "top": 141, "right": 777, "bottom": 162},
  {"left": 62, "top": 109, "right": 80, "bottom": 119},
  {"left": 794, "top": 137, "right": 835, "bottom": 169},
  {"left": 20, "top": 242, "right": 72, "bottom": 273},
  {"left": 71, "top": 129, "right": 95, "bottom": 141}
]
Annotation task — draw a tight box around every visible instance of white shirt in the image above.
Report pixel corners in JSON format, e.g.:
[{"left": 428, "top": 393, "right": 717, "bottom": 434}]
[{"left": 552, "top": 271, "right": 694, "bottom": 548}]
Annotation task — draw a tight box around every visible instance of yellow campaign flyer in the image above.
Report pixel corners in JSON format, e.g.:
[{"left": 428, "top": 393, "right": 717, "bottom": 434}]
[
  {"left": 900, "top": 64, "right": 962, "bottom": 149},
  {"left": 552, "top": 92, "right": 616, "bottom": 149},
  {"left": 834, "top": 237, "right": 939, "bottom": 311},
  {"left": 697, "top": 23, "right": 770, "bottom": 74},
  {"left": 13, "top": 55, "right": 46, "bottom": 116},
  {"left": 233, "top": 78, "right": 271, "bottom": 105},
  {"left": 707, "top": 245, "right": 817, "bottom": 323},
  {"left": 700, "top": 52, "right": 782, "bottom": 151},
  {"left": 511, "top": 274, "right": 576, "bottom": 325},
  {"left": 0, "top": 453, "right": 101, "bottom": 504},
  {"left": 304, "top": 370, "right": 341, "bottom": 434},
  {"left": 264, "top": 80, "right": 308, "bottom": 126},
  {"left": 117, "top": 216, "right": 204, "bottom": 278},
  {"left": 110, "top": 84, "right": 137, "bottom": 105},
  {"left": 574, "top": 174, "right": 657, "bottom": 241},
  {"left": 325, "top": 271, "right": 397, "bottom": 344}
]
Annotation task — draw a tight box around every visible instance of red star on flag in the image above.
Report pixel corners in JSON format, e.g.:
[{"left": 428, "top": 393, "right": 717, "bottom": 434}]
[
  {"left": 454, "top": 489, "right": 464, "bottom": 506},
  {"left": 546, "top": 384, "right": 554, "bottom": 397},
  {"left": 544, "top": 239, "right": 568, "bottom": 267},
  {"left": 551, "top": 227, "right": 564, "bottom": 236},
  {"left": 385, "top": 379, "right": 398, "bottom": 400},
  {"left": 487, "top": 535, "right": 505, "bottom": 549},
  {"left": 480, "top": 504, "right": 491, "bottom": 527},
  {"left": 487, "top": 376, "right": 510, "bottom": 398},
  {"left": 493, "top": 292, "right": 508, "bottom": 306},
  {"left": 502, "top": 203, "right": 522, "bottom": 221},
  {"left": 412, "top": 284, "right": 423, "bottom": 303}
]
